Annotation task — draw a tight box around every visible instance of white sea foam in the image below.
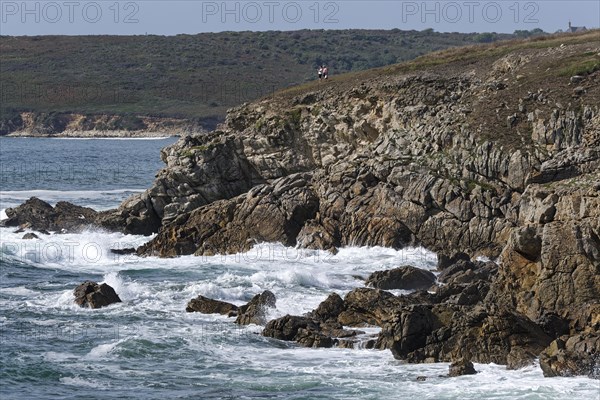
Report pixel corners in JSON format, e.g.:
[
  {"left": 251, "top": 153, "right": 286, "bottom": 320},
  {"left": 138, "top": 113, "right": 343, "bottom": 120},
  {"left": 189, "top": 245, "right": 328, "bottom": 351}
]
[
  {"left": 184, "top": 281, "right": 249, "bottom": 304},
  {"left": 44, "top": 351, "right": 78, "bottom": 362},
  {"left": 0, "top": 189, "right": 144, "bottom": 202},
  {"left": 0, "top": 286, "right": 38, "bottom": 296},
  {"left": 85, "top": 340, "right": 121, "bottom": 360},
  {"left": 0, "top": 228, "right": 153, "bottom": 272},
  {"left": 59, "top": 376, "right": 107, "bottom": 388},
  {"left": 3, "top": 238, "right": 598, "bottom": 398}
]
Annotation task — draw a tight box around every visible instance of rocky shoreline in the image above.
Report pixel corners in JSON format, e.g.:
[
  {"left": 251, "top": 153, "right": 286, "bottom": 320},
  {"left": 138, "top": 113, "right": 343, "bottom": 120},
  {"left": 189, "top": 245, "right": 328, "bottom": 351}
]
[
  {"left": 5, "top": 130, "right": 179, "bottom": 138},
  {"left": 2, "top": 33, "right": 599, "bottom": 378},
  {"left": 0, "top": 111, "right": 208, "bottom": 137}
]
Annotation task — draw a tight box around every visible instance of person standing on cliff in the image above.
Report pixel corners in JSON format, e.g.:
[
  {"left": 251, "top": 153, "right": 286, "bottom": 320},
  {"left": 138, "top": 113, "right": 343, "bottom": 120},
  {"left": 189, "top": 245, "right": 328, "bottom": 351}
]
[
  {"left": 317, "top": 66, "right": 323, "bottom": 80},
  {"left": 323, "top": 65, "right": 329, "bottom": 80}
]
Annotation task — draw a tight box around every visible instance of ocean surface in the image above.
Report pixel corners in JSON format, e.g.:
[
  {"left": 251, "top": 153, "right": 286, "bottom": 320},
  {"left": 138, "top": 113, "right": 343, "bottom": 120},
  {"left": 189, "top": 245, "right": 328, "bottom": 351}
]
[{"left": 0, "top": 137, "right": 598, "bottom": 399}]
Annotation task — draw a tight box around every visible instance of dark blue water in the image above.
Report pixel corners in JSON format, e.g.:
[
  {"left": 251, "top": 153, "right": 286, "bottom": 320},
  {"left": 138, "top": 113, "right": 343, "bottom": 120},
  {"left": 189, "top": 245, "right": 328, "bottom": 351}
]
[
  {"left": 0, "top": 137, "right": 178, "bottom": 210},
  {"left": 0, "top": 138, "right": 597, "bottom": 399}
]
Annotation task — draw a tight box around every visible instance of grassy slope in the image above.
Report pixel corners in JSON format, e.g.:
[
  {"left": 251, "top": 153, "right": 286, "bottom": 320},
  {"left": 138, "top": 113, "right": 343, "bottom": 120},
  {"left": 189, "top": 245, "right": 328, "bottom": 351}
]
[
  {"left": 271, "top": 30, "right": 600, "bottom": 150},
  {"left": 275, "top": 30, "right": 600, "bottom": 98},
  {"left": 0, "top": 29, "right": 519, "bottom": 125}
]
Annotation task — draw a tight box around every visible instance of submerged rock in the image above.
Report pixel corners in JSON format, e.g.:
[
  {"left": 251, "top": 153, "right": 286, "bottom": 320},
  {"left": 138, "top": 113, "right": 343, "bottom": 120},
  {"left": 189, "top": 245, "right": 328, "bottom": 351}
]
[{"left": 74, "top": 281, "right": 122, "bottom": 309}]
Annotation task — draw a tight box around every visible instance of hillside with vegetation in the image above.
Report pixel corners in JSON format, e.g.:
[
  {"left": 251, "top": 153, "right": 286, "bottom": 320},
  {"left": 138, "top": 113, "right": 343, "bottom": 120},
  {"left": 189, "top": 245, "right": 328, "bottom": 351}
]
[{"left": 0, "top": 29, "right": 534, "bottom": 135}]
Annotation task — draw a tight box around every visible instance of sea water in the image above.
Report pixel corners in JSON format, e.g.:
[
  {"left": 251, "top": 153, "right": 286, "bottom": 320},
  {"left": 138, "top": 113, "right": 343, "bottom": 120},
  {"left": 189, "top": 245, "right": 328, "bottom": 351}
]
[{"left": 0, "top": 137, "right": 598, "bottom": 399}]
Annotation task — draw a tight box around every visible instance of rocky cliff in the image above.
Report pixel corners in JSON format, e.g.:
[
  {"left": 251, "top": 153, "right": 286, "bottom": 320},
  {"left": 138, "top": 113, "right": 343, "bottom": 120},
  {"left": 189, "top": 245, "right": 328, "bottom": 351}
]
[
  {"left": 4, "top": 31, "right": 599, "bottom": 377},
  {"left": 131, "top": 32, "right": 599, "bottom": 376},
  {"left": 129, "top": 33, "right": 599, "bottom": 263}
]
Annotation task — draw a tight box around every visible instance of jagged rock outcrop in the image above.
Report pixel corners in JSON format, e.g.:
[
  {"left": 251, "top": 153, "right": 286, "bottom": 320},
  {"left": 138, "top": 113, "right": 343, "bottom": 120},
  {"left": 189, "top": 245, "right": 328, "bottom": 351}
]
[
  {"left": 262, "top": 293, "right": 370, "bottom": 348},
  {"left": 1, "top": 197, "right": 98, "bottom": 233},
  {"left": 383, "top": 304, "right": 552, "bottom": 367},
  {"left": 137, "top": 173, "right": 318, "bottom": 256},
  {"left": 539, "top": 334, "right": 600, "bottom": 378},
  {"left": 129, "top": 39, "right": 599, "bottom": 266},
  {"left": 235, "top": 290, "right": 277, "bottom": 325},
  {"left": 184, "top": 291, "right": 277, "bottom": 324},
  {"left": 260, "top": 257, "right": 553, "bottom": 368},
  {"left": 538, "top": 303, "right": 600, "bottom": 378},
  {"left": 0, "top": 196, "right": 160, "bottom": 236},
  {"left": 74, "top": 281, "right": 122, "bottom": 309}
]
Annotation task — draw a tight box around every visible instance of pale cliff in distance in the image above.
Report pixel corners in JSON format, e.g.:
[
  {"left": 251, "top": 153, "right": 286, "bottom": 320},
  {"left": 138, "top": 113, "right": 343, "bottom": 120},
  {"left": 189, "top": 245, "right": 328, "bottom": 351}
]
[{"left": 1, "top": 112, "right": 203, "bottom": 138}]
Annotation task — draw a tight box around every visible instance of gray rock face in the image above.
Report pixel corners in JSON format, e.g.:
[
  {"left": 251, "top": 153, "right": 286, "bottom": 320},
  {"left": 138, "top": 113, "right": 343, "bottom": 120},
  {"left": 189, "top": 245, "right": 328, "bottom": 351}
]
[
  {"left": 376, "top": 302, "right": 553, "bottom": 368},
  {"left": 437, "top": 252, "right": 471, "bottom": 271},
  {"left": 74, "top": 281, "right": 122, "bottom": 309},
  {"left": 263, "top": 315, "right": 316, "bottom": 342},
  {"left": 437, "top": 259, "right": 497, "bottom": 286},
  {"left": 366, "top": 266, "right": 436, "bottom": 290},
  {"left": 337, "top": 287, "right": 421, "bottom": 327},
  {"left": 154, "top": 39, "right": 598, "bottom": 377},
  {"left": 510, "top": 226, "right": 542, "bottom": 261},
  {"left": 137, "top": 173, "right": 319, "bottom": 257},
  {"left": 185, "top": 291, "right": 277, "bottom": 324}
]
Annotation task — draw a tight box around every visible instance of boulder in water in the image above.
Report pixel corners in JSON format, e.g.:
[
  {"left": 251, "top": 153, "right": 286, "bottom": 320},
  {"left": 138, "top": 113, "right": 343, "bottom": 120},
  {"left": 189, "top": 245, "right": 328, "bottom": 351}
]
[
  {"left": 448, "top": 359, "right": 477, "bottom": 377},
  {"left": 186, "top": 295, "right": 239, "bottom": 316},
  {"left": 74, "top": 281, "right": 122, "bottom": 309},
  {"left": 235, "top": 290, "right": 276, "bottom": 325},
  {"left": 2, "top": 197, "right": 98, "bottom": 233}
]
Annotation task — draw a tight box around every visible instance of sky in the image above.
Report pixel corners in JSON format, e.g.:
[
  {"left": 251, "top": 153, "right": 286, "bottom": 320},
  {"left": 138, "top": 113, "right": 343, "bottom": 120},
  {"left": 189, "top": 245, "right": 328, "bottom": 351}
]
[{"left": 0, "top": 0, "right": 598, "bottom": 36}]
